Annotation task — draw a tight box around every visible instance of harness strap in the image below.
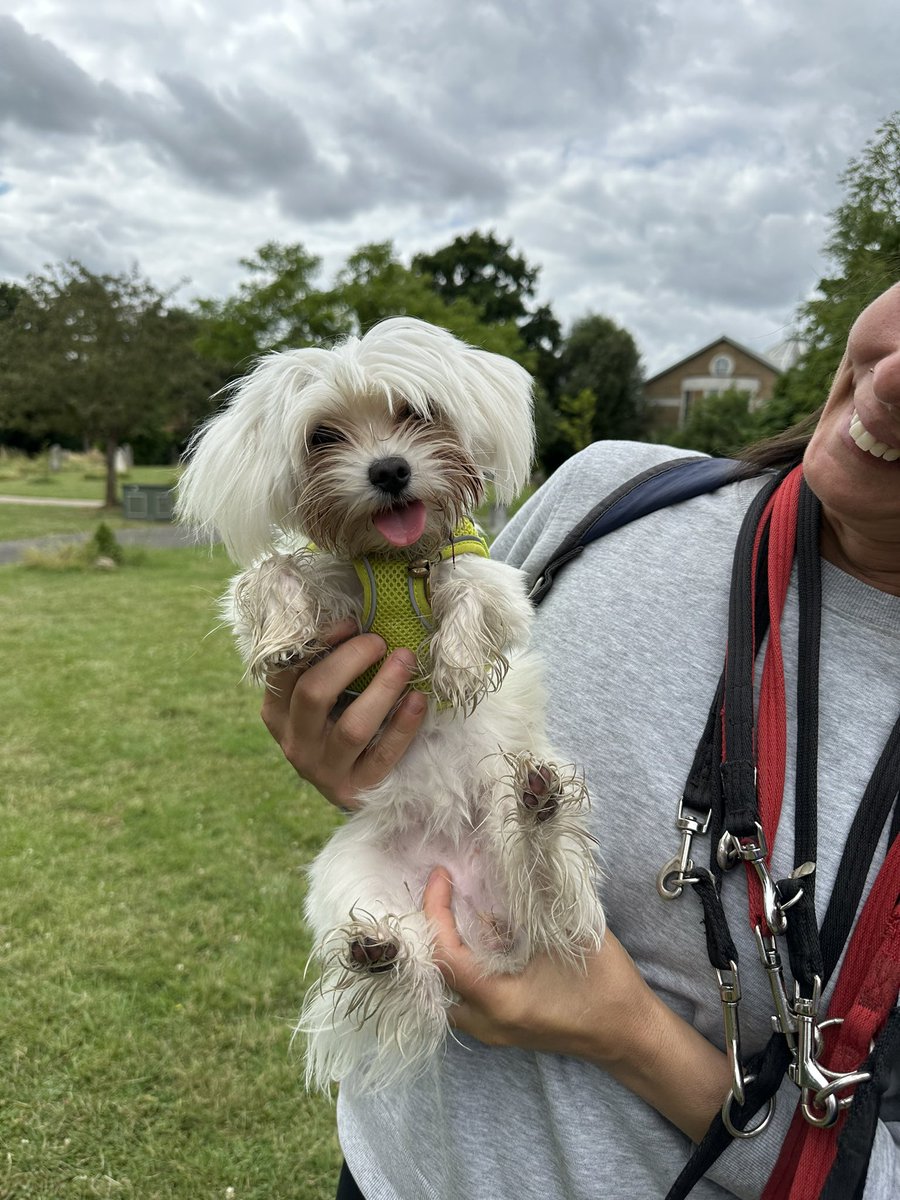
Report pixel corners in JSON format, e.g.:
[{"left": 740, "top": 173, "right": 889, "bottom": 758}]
[{"left": 529, "top": 456, "right": 740, "bottom": 605}]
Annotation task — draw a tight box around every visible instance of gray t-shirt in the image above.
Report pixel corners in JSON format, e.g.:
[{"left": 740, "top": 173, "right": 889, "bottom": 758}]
[{"left": 337, "top": 440, "right": 900, "bottom": 1199}]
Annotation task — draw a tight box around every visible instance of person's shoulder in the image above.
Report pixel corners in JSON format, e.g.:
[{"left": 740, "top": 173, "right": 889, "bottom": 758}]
[
  {"left": 552, "top": 440, "right": 704, "bottom": 492},
  {"left": 493, "top": 441, "right": 703, "bottom": 571}
]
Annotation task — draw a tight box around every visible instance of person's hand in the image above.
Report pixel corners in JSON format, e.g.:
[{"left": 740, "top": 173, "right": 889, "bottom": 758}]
[
  {"left": 422, "top": 869, "right": 733, "bottom": 1143},
  {"left": 422, "top": 868, "right": 651, "bottom": 1062},
  {"left": 261, "top": 619, "right": 428, "bottom": 810}
]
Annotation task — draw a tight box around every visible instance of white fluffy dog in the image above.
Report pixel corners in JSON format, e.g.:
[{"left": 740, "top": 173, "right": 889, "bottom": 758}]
[{"left": 177, "top": 318, "right": 604, "bottom": 1091}]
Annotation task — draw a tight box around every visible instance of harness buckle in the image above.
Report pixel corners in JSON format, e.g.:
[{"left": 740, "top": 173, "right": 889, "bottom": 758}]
[{"left": 655, "top": 799, "right": 710, "bottom": 900}]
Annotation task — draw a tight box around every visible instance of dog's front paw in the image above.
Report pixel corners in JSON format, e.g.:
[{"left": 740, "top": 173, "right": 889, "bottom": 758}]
[
  {"left": 428, "top": 631, "right": 507, "bottom": 711},
  {"left": 227, "top": 554, "right": 326, "bottom": 682}
]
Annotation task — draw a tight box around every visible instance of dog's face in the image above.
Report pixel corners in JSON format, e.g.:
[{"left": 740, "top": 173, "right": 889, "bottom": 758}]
[
  {"left": 296, "top": 392, "right": 483, "bottom": 559},
  {"left": 177, "top": 318, "right": 535, "bottom": 564}
]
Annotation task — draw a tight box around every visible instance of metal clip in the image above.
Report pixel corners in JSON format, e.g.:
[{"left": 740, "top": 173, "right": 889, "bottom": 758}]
[
  {"left": 716, "top": 960, "right": 746, "bottom": 1106},
  {"left": 721, "top": 1072, "right": 776, "bottom": 1140},
  {"left": 733, "top": 823, "right": 788, "bottom": 935},
  {"left": 716, "top": 829, "right": 740, "bottom": 871},
  {"left": 807, "top": 1017, "right": 872, "bottom": 1119},
  {"left": 754, "top": 925, "right": 797, "bottom": 1050},
  {"left": 789, "top": 977, "right": 841, "bottom": 1128},
  {"left": 655, "top": 800, "right": 711, "bottom": 900}
]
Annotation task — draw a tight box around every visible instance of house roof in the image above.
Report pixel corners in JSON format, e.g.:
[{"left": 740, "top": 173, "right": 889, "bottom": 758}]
[{"left": 644, "top": 335, "right": 782, "bottom": 386}]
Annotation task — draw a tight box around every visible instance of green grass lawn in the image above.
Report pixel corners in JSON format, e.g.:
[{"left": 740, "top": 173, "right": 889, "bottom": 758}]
[
  {"left": 0, "top": 505, "right": 134, "bottom": 542},
  {"left": 0, "top": 546, "right": 344, "bottom": 1199},
  {"left": 0, "top": 461, "right": 178, "bottom": 503}
]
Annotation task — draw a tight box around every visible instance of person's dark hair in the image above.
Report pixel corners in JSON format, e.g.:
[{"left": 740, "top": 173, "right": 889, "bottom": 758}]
[{"left": 731, "top": 406, "right": 823, "bottom": 478}]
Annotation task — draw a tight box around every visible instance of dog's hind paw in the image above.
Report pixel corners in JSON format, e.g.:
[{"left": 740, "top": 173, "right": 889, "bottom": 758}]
[{"left": 348, "top": 934, "right": 400, "bottom": 974}]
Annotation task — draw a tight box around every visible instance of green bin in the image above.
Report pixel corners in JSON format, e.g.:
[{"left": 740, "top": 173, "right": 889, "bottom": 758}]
[{"left": 122, "top": 484, "right": 175, "bottom": 521}]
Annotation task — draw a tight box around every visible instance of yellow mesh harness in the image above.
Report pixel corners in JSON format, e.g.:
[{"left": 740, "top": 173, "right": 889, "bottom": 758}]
[{"left": 347, "top": 517, "right": 490, "bottom": 694}]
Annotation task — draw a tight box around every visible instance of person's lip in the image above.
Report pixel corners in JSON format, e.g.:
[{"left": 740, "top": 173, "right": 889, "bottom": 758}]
[{"left": 848, "top": 408, "right": 900, "bottom": 461}]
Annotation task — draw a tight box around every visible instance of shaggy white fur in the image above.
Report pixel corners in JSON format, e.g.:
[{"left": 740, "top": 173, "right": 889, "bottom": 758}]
[{"left": 177, "top": 317, "right": 605, "bottom": 1091}]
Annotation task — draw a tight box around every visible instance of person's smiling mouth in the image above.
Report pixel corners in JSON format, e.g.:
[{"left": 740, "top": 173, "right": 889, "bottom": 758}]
[{"left": 849, "top": 409, "right": 900, "bottom": 461}]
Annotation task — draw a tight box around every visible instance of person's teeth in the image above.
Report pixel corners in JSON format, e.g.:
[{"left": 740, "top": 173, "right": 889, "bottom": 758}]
[{"left": 849, "top": 409, "right": 900, "bottom": 461}]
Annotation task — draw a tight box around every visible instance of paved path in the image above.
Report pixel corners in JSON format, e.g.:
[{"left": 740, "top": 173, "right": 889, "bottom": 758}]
[
  {"left": 0, "top": 494, "right": 104, "bottom": 508},
  {"left": 0, "top": 491, "right": 213, "bottom": 564},
  {"left": 0, "top": 524, "right": 207, "bottom": 564}
]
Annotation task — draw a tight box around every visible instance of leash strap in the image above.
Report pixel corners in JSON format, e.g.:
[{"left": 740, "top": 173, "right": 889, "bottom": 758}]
[
  {"left": 662, "top": 466, "right": 900, "bottom": 1199},
  {"left": 820, "top": 1006, "right": 900, "bottom": 1200}
]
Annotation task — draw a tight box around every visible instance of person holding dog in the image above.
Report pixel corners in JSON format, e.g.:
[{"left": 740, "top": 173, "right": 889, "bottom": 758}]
[{"left": 263, "top": 282, "right": 900, "bottom": 1199}]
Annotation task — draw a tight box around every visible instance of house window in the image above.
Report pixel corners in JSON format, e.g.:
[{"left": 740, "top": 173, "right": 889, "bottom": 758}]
[{"left": 711, "top": 354, "right": 734, "bottom": 378}]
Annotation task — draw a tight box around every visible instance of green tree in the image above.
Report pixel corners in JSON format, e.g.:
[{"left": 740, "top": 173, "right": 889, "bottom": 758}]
[
  {"left": 194, "top": 242, "right": 349, "bottom": 377},
  {"left": 778, "top": 111, "right": 900, "bottom": 421},
  {"left": 336, "top": 241, "right": 529, "bottom": 361},
  {"left": 413, "top": 230, "right": 539, "bottom": 325},
  {"left": 555, "top": 388, "right": 598, "bottom": 457},
  {"left": 0, "top": 262, "right": 206, "bottom": 506},
  {"left": 551, "top": 314, "right": 644, "bottom": 453},
  {"left": 0, "top": 282, "right": 24, "bottom": 322},
  {"left": 413, "top": 230, "right": 562, "bottom": 391},
  {"left": 671, "top": 387, "right": 760, "bottom": 457}
]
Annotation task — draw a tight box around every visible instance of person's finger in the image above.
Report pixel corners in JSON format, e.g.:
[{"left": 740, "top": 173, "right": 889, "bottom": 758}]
[
  {"left": 423, "top": 868, "right": 477, "bottom": 992},
  {"left": 263, "top": 618, "right": 359, "bottom": 692},
  {"left": 353, "top": 688, "right": 429, "bottom": 790},
  {"left": 288, "top": 634, "right": 389, "bottom": 731},
  {"left": 328, "top": 648, "right": 419, "bottom": 759},
  {"left": 261, "top": 618, "right": 362, "bottom": 734}
]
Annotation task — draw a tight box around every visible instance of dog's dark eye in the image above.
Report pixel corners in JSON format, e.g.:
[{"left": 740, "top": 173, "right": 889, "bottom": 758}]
[{"left": 308, "top": 426, "right": 345, "bottom": 449}]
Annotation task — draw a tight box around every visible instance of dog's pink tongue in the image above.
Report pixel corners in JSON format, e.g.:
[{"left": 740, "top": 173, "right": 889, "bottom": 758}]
[{"left": 373, "top": 500, "right": 427, "bottom": 547}]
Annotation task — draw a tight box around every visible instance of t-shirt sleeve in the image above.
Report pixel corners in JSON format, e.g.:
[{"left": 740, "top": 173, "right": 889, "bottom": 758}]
[{"left": 492, "top": 439, "right": 698, "bottom": 581}]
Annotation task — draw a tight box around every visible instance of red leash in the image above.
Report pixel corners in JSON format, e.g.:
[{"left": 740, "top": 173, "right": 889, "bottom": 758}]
[{"left": 754, "top": 467, "right": 900, "bottom": 1198}]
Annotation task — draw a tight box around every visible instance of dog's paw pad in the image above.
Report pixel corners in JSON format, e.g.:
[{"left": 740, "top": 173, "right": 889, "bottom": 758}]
[
  {"left": 348, "top": 935, "right": 399, "bottom": 974},
  {"left": 520, "top": 764, "right": 561, "bottom": 822}
]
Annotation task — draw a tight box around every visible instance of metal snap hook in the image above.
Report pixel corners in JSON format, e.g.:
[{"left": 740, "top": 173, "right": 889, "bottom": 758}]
[{"left": 721, "top": 1074, "right": 776, "bottom": 1139}]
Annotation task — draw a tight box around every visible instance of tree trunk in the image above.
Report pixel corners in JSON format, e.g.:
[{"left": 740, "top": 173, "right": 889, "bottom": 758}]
[{"left": 105, "top": 438, "right": 119, "bottom": 509}]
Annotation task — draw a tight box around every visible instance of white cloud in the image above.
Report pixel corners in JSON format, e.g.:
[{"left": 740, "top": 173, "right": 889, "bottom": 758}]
[{"left": 0, "top": 0, "right": 897, "bottom": 374}]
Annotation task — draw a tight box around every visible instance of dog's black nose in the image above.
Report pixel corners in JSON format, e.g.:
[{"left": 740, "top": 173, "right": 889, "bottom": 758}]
[{"left": 368, "top": 456, "right": 411, "bottom": 496}]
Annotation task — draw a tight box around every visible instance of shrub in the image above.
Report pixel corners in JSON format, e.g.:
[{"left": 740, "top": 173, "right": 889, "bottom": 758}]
[{"left": 90, "top": 522, "right": 124, "bottom": 564}]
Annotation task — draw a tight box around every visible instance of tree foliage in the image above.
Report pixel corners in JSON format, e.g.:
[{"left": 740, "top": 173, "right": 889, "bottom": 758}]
[
  {"left": 778, "top": 111, "right": 900, "bottom": 421},
  {"left": 336, "top": 241, "right": 529, "bottom": 361},
  {"left": 541, "top": 314, "right": 644, "bottom": 468},
  {"left": 193, "top": 242, "right": 349, "bottom": 378},
  {"left": 413, "top": 230, "right": 539, "bottom": 325},
  {"left": 670, "top": 387, "right": 760, "bottom": 457},
  {"left": 413, "top": 229, "right": 562, "bottom": 391},
  {"left": 0, "top": 262, "right": 207, "bottom": 504},
  {"left": 0, "top": 230, "right": 653, "bottom": 487}
]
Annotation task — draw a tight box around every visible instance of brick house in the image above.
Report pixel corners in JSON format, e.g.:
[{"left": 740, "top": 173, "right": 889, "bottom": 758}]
[{"left": 643, "top": 336, "right": 784, "bottom": 432}]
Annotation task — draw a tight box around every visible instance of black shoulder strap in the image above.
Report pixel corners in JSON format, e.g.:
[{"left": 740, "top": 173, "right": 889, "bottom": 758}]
[{"left": 529, "top": 455, "right": 740, "bottom": 605}]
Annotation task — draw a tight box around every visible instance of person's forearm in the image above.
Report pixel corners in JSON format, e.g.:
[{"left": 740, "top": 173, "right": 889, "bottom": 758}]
[{"left": 598, "top": 981, "right": 733, "bottom": 1144}]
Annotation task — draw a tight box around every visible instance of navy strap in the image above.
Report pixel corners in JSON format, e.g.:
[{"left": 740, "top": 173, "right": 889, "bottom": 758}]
[{"left": 529, "top": 456, "right": 740, "bottom": 605}]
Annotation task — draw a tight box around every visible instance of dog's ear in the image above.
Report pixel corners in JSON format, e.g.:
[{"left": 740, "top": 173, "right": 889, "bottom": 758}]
[
  {"left": 462, "top": 347, "right": 535, "bottom": 504},
  {"left": 177, "top": 351, "right": 321, "bottom": 564}
]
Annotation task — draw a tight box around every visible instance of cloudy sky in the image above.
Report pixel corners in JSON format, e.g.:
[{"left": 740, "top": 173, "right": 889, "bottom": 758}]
[{"left": 0, "top": 0, "right": 897, "bottom": 374}]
